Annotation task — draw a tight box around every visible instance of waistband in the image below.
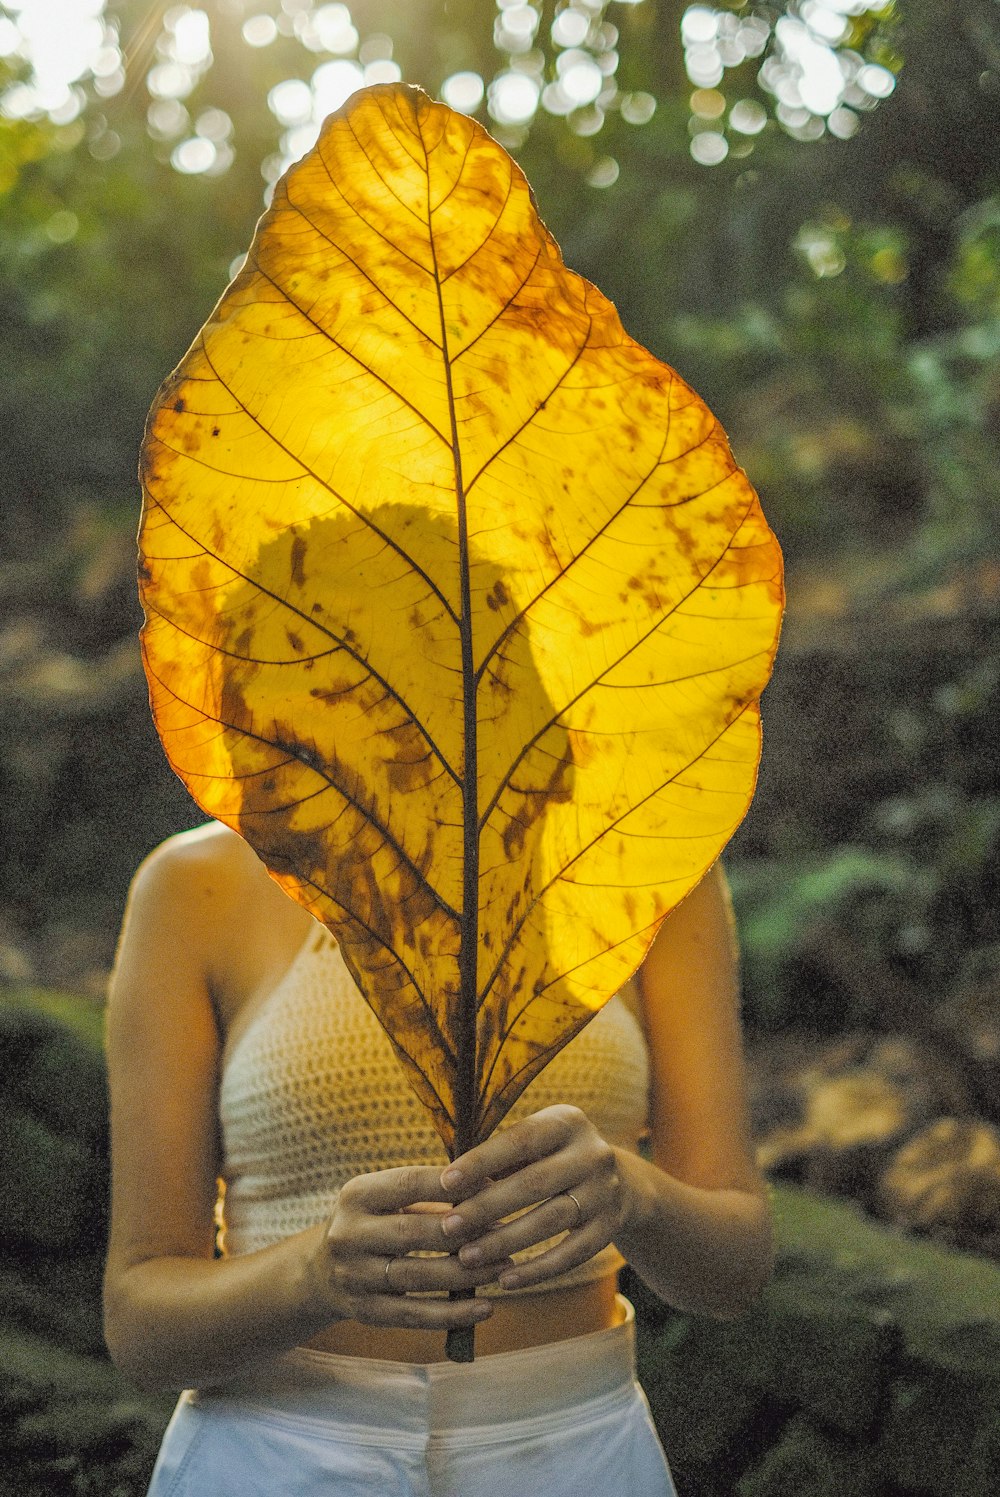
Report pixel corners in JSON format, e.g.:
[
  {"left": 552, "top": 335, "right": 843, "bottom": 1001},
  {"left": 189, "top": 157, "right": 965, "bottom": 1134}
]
[{"left": 191, "top": 1295, "right": 637, "bottom": 1438}]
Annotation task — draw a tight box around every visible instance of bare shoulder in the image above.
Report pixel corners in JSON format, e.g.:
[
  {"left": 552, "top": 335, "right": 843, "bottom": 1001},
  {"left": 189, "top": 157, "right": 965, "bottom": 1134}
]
[
  {"left": 115, "top": 822, "right": 265, "bottom": 992},
  {"left": 128, "top": 820, "right": 266, "bottom": 928},
  {"left": 636, "top": 863, "right": 738, "bottom": 1013},
  {"left": 132, "top": 819, "right": 251, "bottom": 895},
  {"left": 119, "top": 822, "right": 315, "bottom": 1024}
]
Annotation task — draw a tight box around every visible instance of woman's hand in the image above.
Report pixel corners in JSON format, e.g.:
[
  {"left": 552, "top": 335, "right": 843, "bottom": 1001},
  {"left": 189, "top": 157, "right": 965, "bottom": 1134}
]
[
  {"left": 305, "top": 1164, "right": 513, "bottom": 1331},
  {"left": 436, "top": 1105, "right": 626, "bottom": 1291}
]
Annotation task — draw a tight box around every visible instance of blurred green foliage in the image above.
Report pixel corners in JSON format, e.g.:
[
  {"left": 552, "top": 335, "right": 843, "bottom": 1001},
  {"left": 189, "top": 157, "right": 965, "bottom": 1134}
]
[{"left": 0, "top": 0, "right": 997, "bottom": 1035}]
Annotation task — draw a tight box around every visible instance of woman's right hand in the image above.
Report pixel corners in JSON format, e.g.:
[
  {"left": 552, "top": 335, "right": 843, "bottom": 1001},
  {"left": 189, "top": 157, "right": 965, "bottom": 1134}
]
[{"left": 304, "top": 1165, "right": 507, "bottom": 1332}]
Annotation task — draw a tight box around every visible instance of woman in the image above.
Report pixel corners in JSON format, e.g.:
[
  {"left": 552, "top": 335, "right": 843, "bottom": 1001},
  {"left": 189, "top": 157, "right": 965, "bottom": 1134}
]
[{"left": 103, "top": 819, "right": 773, "bottom": 1496}]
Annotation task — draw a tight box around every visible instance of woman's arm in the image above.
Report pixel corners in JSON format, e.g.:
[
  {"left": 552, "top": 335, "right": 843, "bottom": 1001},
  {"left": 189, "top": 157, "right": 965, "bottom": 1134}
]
[
  {"left": 611, "top": 862, "right": 773, "bottom": 1315},
  {"left": 434, "top": 864, "right": 774, "bottom": 1318},
  {"left": 103, "top": 832, "right": 497, "bottom": 1394}
]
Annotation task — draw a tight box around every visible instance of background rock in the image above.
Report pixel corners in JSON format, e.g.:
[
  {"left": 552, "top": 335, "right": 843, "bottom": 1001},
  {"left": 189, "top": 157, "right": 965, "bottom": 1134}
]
[{"left": 878, "top": 1119, "right": 1000, "bottom": 1257}]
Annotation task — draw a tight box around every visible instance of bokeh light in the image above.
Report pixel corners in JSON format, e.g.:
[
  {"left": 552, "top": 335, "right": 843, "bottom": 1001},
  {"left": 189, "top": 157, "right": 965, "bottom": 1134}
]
[
  {"left": 587, "top": 155, "right": 619, "bottom": 188},
  {"left": 170, "top": 9, "right": 211, "bottom": 69},
  {"left": 552, "top": 8, "right": 590, "bottom": 49},
  {"left": 0, "top": 0, "right": 896, "bottom": 187},
  {"left": 268, "top": 78, "right": 313, "bottom": 128},
  {"left": 147, "top": 98, "right": 189, "bottom": 141},
  {"left": 730, "top": 98, "right": 767, "bottom": 134},
  {"left": 690, "top": 130, "right": 729, "bottom": 165},
  {"left": 441, "top": 71, "right": 486, "bottom": 114},
  {"left": 171, "top": 134, "right": 217, "bottom": 174},
  {"left": 620, "top": 91, "right": 656, "bottom": 125},
  {"left": 488, "top": 70, "right": 540, "bottom": 126},
  {"left": 796, "top": 222, "right": 847, "bottom": 277},
  {"left": 242, "top": 15, "right": 278, "bottom": 49},
  {"left": 558, "top": 52, "right": 603, "bottom": 106},
  {"left": 45, "top": 208, "right": 79, "bottom": 242},
  {"left": 680, "top": 0, "right": 899, "bottom": 162},
  {"left": 313, "top": 4, "right": 358, "bottom": 55},
  {"left": 0, "top": 0, "right": 121, "bottom": 120},
  {"left": 691, "top": 88, "right": 726, "bottom": 119},
  {"left": 312, "top": 58, "right": 365, "bottom": 115}
]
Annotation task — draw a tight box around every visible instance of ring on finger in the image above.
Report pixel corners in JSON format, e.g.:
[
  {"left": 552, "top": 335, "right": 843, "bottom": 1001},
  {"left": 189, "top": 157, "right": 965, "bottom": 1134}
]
[
  {"left": 562, "top": 1190, "right": 583, "bottom": 1229},
  {"left": 384, "top": 1255, "right": 400, "bottom": 1292}
]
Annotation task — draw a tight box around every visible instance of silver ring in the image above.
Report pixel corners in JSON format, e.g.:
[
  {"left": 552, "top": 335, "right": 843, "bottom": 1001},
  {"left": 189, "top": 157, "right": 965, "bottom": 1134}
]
[
  {"left": 563, "top": 1191, "right": 583, "bottom": 1228},
  {"left": 384, "top": 1255, "right": 396, "bottom": 1290}
]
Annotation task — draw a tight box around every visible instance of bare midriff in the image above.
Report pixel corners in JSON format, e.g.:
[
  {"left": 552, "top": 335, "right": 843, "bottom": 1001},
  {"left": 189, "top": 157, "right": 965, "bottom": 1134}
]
[{"left": 302, "top": 1272, "right": 625, "bottom": 1363}]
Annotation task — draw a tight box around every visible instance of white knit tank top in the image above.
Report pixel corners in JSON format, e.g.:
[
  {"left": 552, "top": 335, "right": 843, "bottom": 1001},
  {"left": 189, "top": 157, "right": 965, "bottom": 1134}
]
[{"left": 217, "top": 923, "right": 650, "bottom": 1294}]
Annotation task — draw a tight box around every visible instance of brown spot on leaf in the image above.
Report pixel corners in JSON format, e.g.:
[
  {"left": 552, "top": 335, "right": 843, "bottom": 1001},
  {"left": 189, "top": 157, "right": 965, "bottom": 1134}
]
[
  {"left": 502, "top": 813, "right": 526, "bottom": 860},
  {"left": 485, "top": 578, "right": 509, "bottom": 613},
  {"left": 290, "top": 533, "right": 307, "bottom": 589}
]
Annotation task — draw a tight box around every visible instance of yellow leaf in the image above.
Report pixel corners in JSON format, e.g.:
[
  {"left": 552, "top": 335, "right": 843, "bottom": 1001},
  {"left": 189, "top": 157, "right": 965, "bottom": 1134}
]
[{"left": 139, "top": 82, "right": 783, "bottom": 1158}]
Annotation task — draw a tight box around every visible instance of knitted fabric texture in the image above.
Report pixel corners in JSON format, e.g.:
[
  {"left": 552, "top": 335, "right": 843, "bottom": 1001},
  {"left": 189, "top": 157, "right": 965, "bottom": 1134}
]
[{"left": 218, "top": 924, "right": 651, "bottom": 1294}]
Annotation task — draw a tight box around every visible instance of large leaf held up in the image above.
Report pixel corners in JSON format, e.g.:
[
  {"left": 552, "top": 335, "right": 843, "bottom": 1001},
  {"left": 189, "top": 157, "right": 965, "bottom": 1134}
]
[{"left": 139, "top": 82, "right": 783, "bottom": 1159}]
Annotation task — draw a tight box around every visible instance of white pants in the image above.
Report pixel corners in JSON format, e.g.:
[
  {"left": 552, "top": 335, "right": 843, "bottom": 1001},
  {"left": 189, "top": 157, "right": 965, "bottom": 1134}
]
[{"left": 147, "top": 1297, "right": 676, "bottom": 1497}]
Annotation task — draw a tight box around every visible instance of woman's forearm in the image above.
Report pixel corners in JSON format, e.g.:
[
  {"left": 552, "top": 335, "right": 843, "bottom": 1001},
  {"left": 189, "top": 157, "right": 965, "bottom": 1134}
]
[
  {"left": 103, "top": 1221, "right": 333, "bottom": 1394},
  {"left": 613, "top": 1148, "right": 774, "bottom": 1319},
  {"left": 104, "top": 1161, "right": 501, "bottom": 1394}
]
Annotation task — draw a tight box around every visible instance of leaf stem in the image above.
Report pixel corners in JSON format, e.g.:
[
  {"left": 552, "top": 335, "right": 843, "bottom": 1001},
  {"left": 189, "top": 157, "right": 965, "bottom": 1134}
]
[{"left": 420, "top": 103, "right": 481, "bottom": 1363}]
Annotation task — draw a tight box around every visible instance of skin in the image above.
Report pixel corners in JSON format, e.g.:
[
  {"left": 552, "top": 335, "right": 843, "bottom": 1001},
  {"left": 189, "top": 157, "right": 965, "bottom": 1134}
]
[{"left": 103, "top": 822, "right": 773, "bottom": 1392}]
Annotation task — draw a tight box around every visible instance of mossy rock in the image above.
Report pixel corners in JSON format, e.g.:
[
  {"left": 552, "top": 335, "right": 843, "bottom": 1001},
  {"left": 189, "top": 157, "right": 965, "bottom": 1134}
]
[
  {"left": 0, "top": 1103, "right": 104, "bottom": 1251},
  {"left": 880, "top": 1372, "right": 1000, "bottom": 1497},
  {"left": 0, "top": 990, "right": 109, "bottom": 1261},
  {"left": 772, "top": 1186, "right": 1000, "bottom": 1392},
  {"left": 0, "top": 989, "right": 107, "bottom": 1143},
  {"left": 2, "top": 1326, "right": 124, "bottom": 1406},
  {"left": 693, "top": 1295, "right": 897, "bottom": 1438},
  {"left": 0, "top": 1251, "right": 106, "bottom": 1355},
  {"left": 635, "top": 1187, "right": 1000, "bottom": 1494},
  {"left": 636, "top": 1312, "right": 776, "bottom": 1491},
  {"left": 736, "top": 1414, "right": 879, "bottom": 1497},
  {"left": 0, "top": 1329, "right": 171, "bottom": 1497}
]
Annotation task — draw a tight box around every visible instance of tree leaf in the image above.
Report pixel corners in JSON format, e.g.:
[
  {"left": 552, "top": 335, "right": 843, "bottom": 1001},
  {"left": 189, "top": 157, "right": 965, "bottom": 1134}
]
[{"left": 138, "top": 82, "right": 783, "bottom": 1157}]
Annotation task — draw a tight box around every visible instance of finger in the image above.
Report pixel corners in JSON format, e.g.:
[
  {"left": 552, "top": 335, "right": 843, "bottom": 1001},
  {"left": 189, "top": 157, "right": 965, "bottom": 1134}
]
[
  {"left": 493, "top": 1222, "right": 610, "bottom": 1292},
  {"left": 440, "top": 1159, "right": 579, "bottom": 1242},
  {"left": 381, "top": 1252, "right": 515, "bottom": 1295},
  {"left": 441, "top": 1109, "right": 577, "bottom": 1198},
  {"left": 364, "top": 1294, "right": 494, "bottom": 1331},
  {"left": 456, "top": 1195, "right": 584, "bottom": 1267},
  {"left": 351, "top": 1209, "right": 473, "bottom": 1258},
  {"left": 346, "top": 1165, "right": 456, "bottom": 1214}
]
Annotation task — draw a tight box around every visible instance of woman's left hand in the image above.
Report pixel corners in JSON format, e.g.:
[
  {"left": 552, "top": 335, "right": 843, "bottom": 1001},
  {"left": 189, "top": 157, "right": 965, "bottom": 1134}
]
[{"left": 436, "top": 1105, "right": 626, "bottom": 1291}]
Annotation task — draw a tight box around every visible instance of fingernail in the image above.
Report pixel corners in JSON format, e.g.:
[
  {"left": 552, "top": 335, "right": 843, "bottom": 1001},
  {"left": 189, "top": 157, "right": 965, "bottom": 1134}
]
[
  {"left": 473, "top": 1303, "right": 493, "bottom": 1318},
  {"left": 499, "top": 1270, "right": 520, "bottom": 1289},
  {"left": 441, "top": 1213, "right": 463, "bottom": 1237},
  {"left": 441, "top": 1168, "right": 464, "bottom": 1190},
  {"left": 460, "top": 1245, "right": 482, "bottom": 1265}
]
